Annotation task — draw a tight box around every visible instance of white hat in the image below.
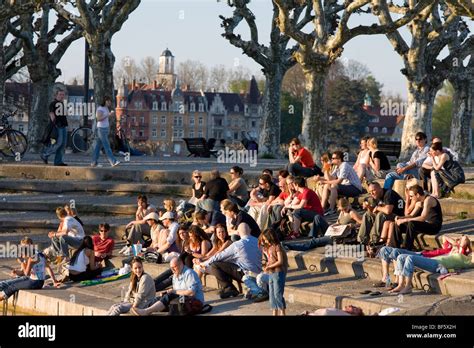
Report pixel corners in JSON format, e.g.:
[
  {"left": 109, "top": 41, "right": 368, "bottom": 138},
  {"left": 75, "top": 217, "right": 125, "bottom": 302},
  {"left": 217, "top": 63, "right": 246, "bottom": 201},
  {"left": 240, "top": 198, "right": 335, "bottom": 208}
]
[
  {"left": 159, "top": 211, "right": 175, "bottom": 221},
  {"left": 144, "top": 212, "right": 160, "bottom": 222}
]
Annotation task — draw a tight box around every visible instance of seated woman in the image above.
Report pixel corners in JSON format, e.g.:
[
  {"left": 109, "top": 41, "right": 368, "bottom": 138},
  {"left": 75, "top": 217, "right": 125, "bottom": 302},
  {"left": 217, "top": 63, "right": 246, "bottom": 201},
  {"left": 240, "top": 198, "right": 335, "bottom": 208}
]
[
  {"left": 268, "top": 176, "right": 293, "bottom": 227},
  {"left": 0, "top": 237, "right": 61, "bottom": 303},
  {"left": 188, "top": 170, "right": 206, "bottom": 207},
  {"left": 185, "top": 226, "right": 212, "bottom": 267},
  {"left": 353, "top": 136, "right": 371, "bottom": 181},
  {"left": 47, "top": 207, "right": 85, "bottom": 260},
  {"left": 378, "top": 183, "right": 423, "bottom": 247},
  {"left": 227, "top": 166, "right": 249, "bottom": 207},
  {"left": 376, "top": 235, "right": 472, "bottom": 290},
  {"left": 428, "top": 142, "right": 465, "bottom": 198},
  {"left": 193, "top": 224, "right": 232, "bottom": 279},
  {"left": 107, "top": 257, "right": 156, "bottom": 316},
  {"left": 367, "top": 137, "right": 391, "bottom": 180},
  {"left": 391, "top": 237, "right": 473, "bottom": 294},
  {"left": 66, "top": 236, "right": 102, "bottom": 282},
  {"left": 64, "top": 203, "right": 83, "bottom": 226},
  {"left": 154, "top": 224, "right": 191, "bottom": 291}
]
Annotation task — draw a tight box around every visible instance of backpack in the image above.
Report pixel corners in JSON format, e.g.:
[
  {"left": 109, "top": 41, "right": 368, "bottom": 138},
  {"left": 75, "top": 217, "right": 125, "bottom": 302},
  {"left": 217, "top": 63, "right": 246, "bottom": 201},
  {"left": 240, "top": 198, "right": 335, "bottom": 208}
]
[{"left": 168, "top": 296, "right": 212, "bottom": 316}]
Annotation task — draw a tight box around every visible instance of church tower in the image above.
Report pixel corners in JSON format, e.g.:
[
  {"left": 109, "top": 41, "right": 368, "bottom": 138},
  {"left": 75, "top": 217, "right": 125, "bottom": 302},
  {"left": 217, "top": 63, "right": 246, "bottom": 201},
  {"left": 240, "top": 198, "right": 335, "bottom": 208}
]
[{"left": 156, "top": 48, "right": 176, "bottom": 90}]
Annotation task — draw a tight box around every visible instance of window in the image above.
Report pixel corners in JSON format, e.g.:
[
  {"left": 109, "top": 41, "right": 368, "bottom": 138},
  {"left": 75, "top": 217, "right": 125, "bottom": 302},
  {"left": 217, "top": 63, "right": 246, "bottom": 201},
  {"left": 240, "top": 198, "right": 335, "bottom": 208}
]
[
  {"left": 140, "top": 116, "right": 145, "bottom": 124},
  {"left": 152, "top": 129, "right": 157, "bottom": 138},
  {"left": 161, "top": 129, "right": 166, "bottom": 138},
  {"left": 234, "top": 105, "right": 239, "bottom": 113},
  {"left": 161, "top": 102, "right": 167, "bottom": 111},
  {"left": 153, "top": 102, "right": 158, "bottom": 110},
  {"left": 131, "top": 129, "right": 136, "bottom": 137},
  {"left": 373, "top": 127, "right": 378, "bottom": 133},
  {"left": 251, "top": 121, "right": 256, "bottom": 128},
  {"left": 179, "top": 129, "right": 184, "bottom": 138},
  {"left": 382, "top": 127, "right": 387, "bottom": 134},
  {"left": 234, "top": 132, "right": 238, "bottom": 140},
  {"left": 365, "top": 126, "right": 370, "bottom": 133},
  {"left": 189, "top": 130, "right": 195, "bottom": 138},
  {"left": 132, "top": 116, "right": 136, "bottom": 123},
  {"left": 18, "top": 96, "right": 24, "bottom": 106},
  {"left": 198, "top": 116, "right": 203, "bottom": 126},
  {"left": 134, "top": 102, "right": 142, "bottom": 109},
  {"left": 227, "top": 119, "right": 231, "bottom": 126},
  {"left": 198, "top": 130, "right": 203, "bottom": 138},
  {"left": 161, "top": 115, "right": 166, "bottom": 124},
  {"left": 244, "top": 105, "right": 248, "bottom": 115},
  {"left": 198, "top": 103, "right": 204, "bottom": 112},
  {"left": 173, "top": 129, "right": 178, "bottom": 138},
  {"left": 139, "top": 130, "right": 144, "bottom": 137},
  {"left": 215, "top": 119, "right": 222, "bottom": 127},
  {"left": 190, "top": 103, "right": 196, "bottom": 112},
  {"left": 19, "top": 125, "right": 24, "bottom": 132},
  {"left": 190, "top": 117, "right": 195, "bottom": 126},
  {"left": 173, "top": 116, "right": 183, "bottom": 126},
  {"left": 152, "top": 116, "right": 158, "bottom": 124}
]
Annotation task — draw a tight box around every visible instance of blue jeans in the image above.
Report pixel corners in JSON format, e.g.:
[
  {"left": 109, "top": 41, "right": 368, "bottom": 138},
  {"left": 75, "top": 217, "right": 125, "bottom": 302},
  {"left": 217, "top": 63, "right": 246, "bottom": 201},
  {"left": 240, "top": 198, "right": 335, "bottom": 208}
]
[
  {"left": 283, "top": 235, "right": 332, "bottom": 252},
  {"left": 396, "top": 254, "right": 440, "bottom": 277},
  {"left": 92, "top": 127, "right": 118, "bottom": 165},
  {"left": 377, "top": 246, "right": 420, "bottom": 263},
  {"left": 51, "top": 235, "right": 83, "bottom": 257},
  {"left": 308, "top": 214, "right": 329, "bottom": 238},
  {"left": 256, "top": 272, "right": 270, "bottom": 293},
  {"left": 242, "top": 272, "right": 265, "bottom": 296},
  {"left": 43, "top": 126, "right": 67, "bottom": 165},
  {"left": 383, "top": 162, "right": 420, "bottom": 189},
  {"left": 0, "top": 276, "right": 44, "bottom": 299},
  {"left": 269, "top": 271, "right": 286, "bottom": 310}
]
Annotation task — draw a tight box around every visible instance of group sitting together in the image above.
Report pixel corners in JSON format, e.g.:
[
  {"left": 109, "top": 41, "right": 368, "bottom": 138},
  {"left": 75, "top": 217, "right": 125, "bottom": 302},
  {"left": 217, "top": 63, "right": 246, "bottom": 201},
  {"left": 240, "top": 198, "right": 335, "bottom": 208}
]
[{"left": 0, "top": 132, "right": 471, "bottom": 312}]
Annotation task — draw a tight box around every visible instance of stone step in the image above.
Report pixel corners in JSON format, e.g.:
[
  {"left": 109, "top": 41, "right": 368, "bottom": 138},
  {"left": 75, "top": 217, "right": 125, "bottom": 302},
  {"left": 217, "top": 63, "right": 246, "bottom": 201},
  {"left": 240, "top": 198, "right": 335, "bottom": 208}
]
[
  {"left": 285, "top": 248, "right": 474, "bottom": 297},
  {"left": 108, "top": 255, "right": 451, "bottom": 316},
  {"left": 0, "top": 192, "right": 173, "bottom": 216},
  {"left": 0, "top": 178, "right": 192, "bottom": 196},
  {"left": 0, "top": 211, "right": 129, "bottom": 237},
  {"left": 0, "top": 164, "right": 262, "bottom": 185}
]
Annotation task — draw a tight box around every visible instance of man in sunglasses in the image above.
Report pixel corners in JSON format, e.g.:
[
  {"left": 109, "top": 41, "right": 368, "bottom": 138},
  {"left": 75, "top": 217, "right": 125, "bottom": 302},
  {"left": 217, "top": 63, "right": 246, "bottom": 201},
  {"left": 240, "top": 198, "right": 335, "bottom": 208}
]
[
  {"left": 383, "top": 132, "right": 429, "bottom": 189},
  {"left": 93, "top": 223, "right": 115, "bottom": 266}
]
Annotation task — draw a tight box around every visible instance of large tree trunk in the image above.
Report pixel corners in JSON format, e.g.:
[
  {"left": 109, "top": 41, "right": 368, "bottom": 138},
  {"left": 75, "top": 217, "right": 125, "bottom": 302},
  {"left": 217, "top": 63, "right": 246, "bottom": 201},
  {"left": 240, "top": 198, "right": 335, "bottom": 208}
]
[
  {"left": 301, "top": 68, "right": 328, "bottom": 159},
  {"left": 0, "top": 22, "right": 7, "bottom": 113},
  {"left": 259, "top": 68, "right": 283, "bottom": 157},
  {"left": 399, "top": 81, "right": 438, "bottom": 160},
  {"left": 450, "top": 76, "right": 472, "bottom": 164},
  {"left": 28, "top": 77, "right": 54, "bottom": 153}
]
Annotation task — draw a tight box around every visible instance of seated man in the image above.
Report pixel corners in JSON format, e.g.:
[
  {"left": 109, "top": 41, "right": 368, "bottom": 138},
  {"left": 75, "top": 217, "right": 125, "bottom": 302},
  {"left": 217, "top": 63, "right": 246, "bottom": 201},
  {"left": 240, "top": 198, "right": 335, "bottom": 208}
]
[
  {"left": 47, "top": 207, "right": 85, "bottom": 259},
  {"left": 195, "top": 215, "right": 262, "bottom": 299},
  {"left": 394, "top": 185, "right": 443, "bottom": 250},
  {"left": 282, "top": 177, "right": 324, "bottom": 239},
  {"left": 124, "top": 195, "right": 156, "bottom": 245},
  {"left": 383, "top": 132, "right": 429, "bottom": 190},
  {"left": 192, "top": 209, "right": 226, "bottom": 236},
  {"left": 317, "top": 151, "right": 363, "bottom": 216},
  {"left": 247, "top": 174, "right": 281, "bottom": 230},
  {"left": 131, "top": 257, "right": 205, "bottom": 316},
  {"left": 357, "top": 182, "right": 405, "bottom": 247},
  {"left": 287, "top": 138, "right": 323, "bottom": 178},
  {"left": 155, "top": 212, "right": 181, "bottom": 263},
  {"left": 92, "top": 223, "right": 115, "bottom": 265},
  {"left": 196, "top": 170, "right": 229, "bottom": 213},
  {"left": 221, "top": 199, "right": 261, "bottom": 241}
]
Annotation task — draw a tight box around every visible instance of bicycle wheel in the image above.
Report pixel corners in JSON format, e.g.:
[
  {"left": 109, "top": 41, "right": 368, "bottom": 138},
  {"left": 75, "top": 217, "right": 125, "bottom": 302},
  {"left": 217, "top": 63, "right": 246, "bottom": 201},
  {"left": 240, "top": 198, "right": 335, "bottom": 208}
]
[
  {"left": 0, "top": 130, "right": 28, "bottom": 157},
  {"left": 72, "top": 127, "right": 94, "bottom": 153}
]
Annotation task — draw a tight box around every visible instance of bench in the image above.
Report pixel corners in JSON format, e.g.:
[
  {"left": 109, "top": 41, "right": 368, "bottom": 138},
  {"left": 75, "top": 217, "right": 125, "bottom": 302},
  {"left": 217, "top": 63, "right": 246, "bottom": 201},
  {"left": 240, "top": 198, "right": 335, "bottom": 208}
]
[
  {"left": 182, "top": 138, "right": 218, "bottom": 158},
  {"left": 377, "top": 140, "right": 401, "bottom": 158}
]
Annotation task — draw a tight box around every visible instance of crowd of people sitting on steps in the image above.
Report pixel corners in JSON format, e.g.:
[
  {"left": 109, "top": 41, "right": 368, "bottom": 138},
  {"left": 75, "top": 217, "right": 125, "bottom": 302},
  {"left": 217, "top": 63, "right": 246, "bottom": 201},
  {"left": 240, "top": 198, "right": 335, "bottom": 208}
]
[{"left": 1, "top": 132, "right": 472, "bottom": 315}]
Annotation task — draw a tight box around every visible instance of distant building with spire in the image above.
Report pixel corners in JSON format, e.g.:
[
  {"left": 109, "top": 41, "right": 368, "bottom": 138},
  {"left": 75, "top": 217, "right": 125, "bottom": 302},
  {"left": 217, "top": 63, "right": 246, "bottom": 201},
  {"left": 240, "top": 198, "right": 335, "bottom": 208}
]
[{"left": 115, "top": 49, "right": 262, "bottom": 155}]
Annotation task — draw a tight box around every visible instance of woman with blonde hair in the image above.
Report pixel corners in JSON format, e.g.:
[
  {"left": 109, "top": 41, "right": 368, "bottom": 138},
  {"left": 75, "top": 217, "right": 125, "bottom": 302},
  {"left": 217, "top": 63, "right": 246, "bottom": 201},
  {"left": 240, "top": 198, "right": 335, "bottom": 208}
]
[{"left": 367, "top": 137, "right": 390, "bottom": 179}]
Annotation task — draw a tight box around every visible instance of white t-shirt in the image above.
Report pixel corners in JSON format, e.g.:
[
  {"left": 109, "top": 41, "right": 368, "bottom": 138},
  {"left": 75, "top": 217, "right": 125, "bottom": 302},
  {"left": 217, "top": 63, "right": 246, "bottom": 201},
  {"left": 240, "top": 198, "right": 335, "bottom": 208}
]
[
  {"left": 63, "top": 216, "right": 85, "bottom": 239},
  {"left": 96, "top": 106, "right": 110, "bottom": 128}
]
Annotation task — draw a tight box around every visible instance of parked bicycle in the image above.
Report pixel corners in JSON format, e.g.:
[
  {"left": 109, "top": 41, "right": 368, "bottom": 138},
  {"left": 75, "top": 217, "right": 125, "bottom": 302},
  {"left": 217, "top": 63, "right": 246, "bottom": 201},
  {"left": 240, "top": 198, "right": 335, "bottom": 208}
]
[
  {"left": 71, "top": 125, "right": 94, "bottom": 153},
  {"left": 0, "top": 110, "right": 28, "bottom": 158}
]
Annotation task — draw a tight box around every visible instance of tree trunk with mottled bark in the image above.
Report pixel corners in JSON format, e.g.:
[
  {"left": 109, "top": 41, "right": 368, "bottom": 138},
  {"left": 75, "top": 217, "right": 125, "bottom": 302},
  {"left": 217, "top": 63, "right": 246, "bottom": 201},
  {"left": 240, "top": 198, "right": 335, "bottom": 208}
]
[
  {"left": 28, "top": 77, "right": 54, "bottom": 152},
  {"left": 259, "top": 68, "right": 284, "bottom": 156},
  {"left": 301, "top": 68, "right": 329, "bottom": 159},
  {"left": 400, "top": 81, "right": 438, "bottom": 159},
  {"left": 450, "top": 74, "right": 473, "bottom": 163}
]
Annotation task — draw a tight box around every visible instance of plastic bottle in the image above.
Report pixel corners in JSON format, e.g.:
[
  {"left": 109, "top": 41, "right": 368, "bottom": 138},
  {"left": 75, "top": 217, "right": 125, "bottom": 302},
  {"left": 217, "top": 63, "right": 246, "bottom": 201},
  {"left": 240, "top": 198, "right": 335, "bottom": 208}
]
[{"left": 385, "top": 275, "right": 391, "bottom": 288}]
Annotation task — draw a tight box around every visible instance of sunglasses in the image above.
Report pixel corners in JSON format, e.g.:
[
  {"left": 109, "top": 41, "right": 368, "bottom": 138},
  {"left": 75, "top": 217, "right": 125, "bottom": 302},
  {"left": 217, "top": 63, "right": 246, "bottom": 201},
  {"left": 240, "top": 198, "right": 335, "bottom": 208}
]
[
  {"left": 99, "top": 229, "right": 107, "bottom": 232},
  {"left": 194, "top": 176, "right": 202, "bottom": 178}
]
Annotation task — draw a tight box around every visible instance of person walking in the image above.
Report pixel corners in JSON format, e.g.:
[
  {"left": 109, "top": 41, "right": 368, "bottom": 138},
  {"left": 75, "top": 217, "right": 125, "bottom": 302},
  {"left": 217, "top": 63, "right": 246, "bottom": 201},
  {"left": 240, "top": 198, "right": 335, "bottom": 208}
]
[
  {"left": 41, "top": 89, "right": 69, "bottom": 166},
  {"left": 91, "top": 96, "right": 120, "bottom": 168}
]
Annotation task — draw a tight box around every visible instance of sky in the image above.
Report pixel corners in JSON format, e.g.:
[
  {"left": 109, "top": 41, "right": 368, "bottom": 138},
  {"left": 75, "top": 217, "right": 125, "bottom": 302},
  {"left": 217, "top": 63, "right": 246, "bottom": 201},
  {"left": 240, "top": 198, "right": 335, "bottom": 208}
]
[{"left": 56, "top": 0, "right": 474, "bottom": 99}]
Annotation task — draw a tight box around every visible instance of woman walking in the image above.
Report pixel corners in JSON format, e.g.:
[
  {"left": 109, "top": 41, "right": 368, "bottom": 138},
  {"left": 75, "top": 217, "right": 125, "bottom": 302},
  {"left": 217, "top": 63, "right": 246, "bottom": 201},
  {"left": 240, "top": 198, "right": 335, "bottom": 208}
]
[{"left": 91, "top": 96, "right": 120, "bottom": 167}]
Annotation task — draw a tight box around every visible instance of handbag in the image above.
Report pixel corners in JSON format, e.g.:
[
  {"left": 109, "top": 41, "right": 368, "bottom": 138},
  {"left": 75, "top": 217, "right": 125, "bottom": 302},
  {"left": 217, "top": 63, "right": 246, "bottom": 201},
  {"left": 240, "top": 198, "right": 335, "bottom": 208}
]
[
  {"left": 41, "top": 122, "right": 58, "bottom": 145},
  {"left": 168, "top": 296, "right": 204, "bottom": 316}
]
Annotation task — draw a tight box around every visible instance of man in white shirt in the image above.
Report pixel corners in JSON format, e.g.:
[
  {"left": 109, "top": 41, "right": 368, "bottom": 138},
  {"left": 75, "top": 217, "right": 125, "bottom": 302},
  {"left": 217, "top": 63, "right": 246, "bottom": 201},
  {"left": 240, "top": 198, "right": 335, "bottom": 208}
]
[{"left": 47, "top": 207, "right": 85, "bottom": 258}]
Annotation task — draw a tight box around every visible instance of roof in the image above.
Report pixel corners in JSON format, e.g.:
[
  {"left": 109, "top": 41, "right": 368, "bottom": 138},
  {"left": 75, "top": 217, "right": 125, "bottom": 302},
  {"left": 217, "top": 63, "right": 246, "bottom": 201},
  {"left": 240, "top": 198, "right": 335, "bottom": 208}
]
[
  {"left": 204, "top": 92, "right": 245, "bottom": 112},
  {"left": 246, "top": 76, "right": 260, "bottom": 104},
  {"left": 161, "top": 48, "right": 174, "bottom": 57}
]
